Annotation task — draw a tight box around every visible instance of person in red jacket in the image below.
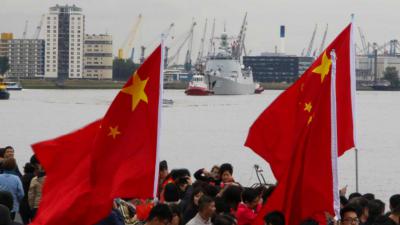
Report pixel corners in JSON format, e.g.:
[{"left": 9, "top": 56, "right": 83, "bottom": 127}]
[{"left": 235, "top": 188, "right": 261, "bottom": 225}]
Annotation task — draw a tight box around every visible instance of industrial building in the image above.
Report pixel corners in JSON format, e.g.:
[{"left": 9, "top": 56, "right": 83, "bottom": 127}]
[
  {"left": 44, "top": 4, "right": 85, "bottom": 79},
  {"left": 83, "top": 34, "right": 113, "bottom": 79},
  {"left": 7, "top": 39, "right": 45, "bottom": 78},
  {"left": 243, "top": 53, "right": 314, "bottom": 83},
  {"left": 0, "top": 33, "right": 13, "bottom": 57}
]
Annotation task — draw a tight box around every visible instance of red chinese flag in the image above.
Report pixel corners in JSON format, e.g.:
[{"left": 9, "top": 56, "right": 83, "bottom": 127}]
[
  {"left": 90, "top": 45, "right": 162, "bottom": 202},
  {"left": 30, "top": 45, "right": 163, "bottom": 225},
  {"left": 31, "top": 120, "right": 103, "bottom": 225},
  {"left": 245, "top": 24, "right": 355, "bottom": 225}
]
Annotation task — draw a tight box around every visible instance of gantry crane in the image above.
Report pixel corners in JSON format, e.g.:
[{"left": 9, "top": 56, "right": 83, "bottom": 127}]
[
  {"left": 166, "top": 21, "right": 197, "bottom": 68},
  {"left": 118, "top": 14, "right": 143, "bottom": 60},
  {"left": 22, "top": 20, "right": 28, "bottom": 39},
  {"left": 32, "top": 15, "right": 45, "bottom": 39},
  {"left": 318, "top": 24, "right": 328, "bottom": 55},
  {"left": 306, "top": 24, "right": 318, "bottom": 57}
]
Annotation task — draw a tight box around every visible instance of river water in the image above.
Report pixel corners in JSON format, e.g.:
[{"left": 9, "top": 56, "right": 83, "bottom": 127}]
[{"left": 0, "top": 89, "right": 399, "bottom": 203}]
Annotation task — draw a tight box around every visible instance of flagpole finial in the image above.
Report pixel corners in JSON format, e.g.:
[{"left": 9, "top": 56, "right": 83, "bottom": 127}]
[{"left": 351, "top": 14, "right": 355, "bottom": 23}]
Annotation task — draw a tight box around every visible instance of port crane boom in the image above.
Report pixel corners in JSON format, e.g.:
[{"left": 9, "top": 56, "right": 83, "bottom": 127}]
[
  {"left": 306, "top": 24, "right": 317, "bottom": 57},
  {"left": 118, "top": 14, "right": 143, "bottom": 60},
  {"left": 33, "top": 15, "right": 45, "bottom": 39},
  {"left": 318, "top": 24, "right": 328, "bottom": 55}
]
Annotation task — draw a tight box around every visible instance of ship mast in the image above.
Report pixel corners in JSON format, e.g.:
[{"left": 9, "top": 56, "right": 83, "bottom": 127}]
[{"left": 233, "top": 12, "right": 248, "bottom": 61}]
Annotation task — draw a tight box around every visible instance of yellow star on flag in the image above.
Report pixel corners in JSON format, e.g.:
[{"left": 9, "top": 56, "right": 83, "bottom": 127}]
[
  {"left": 304, "top": 102, "right": 312, "bottom": 113},
  {"left": 108, "top": 126, "right": 121, "bottom": 139},
  {"left": 312, "top": 51, "right": 332, "bottom": 83},
  {"left": 121, "top": 72, "right": 149, "bottom": 111}
]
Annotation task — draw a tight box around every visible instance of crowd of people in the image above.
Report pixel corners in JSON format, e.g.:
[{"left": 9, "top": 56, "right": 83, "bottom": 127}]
[{"left": 0, "top": 147, "right": 399, "bottom": 225}]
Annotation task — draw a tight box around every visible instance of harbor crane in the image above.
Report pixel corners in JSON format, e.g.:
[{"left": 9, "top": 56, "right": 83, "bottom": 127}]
[
  {"left": 184, "top": 19, "right": 196, "bottom": 71},
  {"left": 118, "top": 14, "right": 142, "bottom": 60},
  {"left": 318, "top": 24, "right": 328, "bottom": 55},
  {"left": 195, "top": 19, "right": 208, "bottom": 71},
  {"left": 22, "top": 20, "right": 29, "bottom": 39},
  {"left": 232, "top": 12, "right": 248, "bottom": 60},
  {"left": 166, "top": 21, "right": 197, "bottom": 68},
  {"left": 358, "top": 27, "right": 369, "bottom": 55},
  {"left": 306, "top": 24, "right": 318, "bottom": 57},
  {"left": 207, "top": 18, "right": 216, "bottom": 56},
  {"left": 32, "top": 15, "right": 45, "bottom": 39}
]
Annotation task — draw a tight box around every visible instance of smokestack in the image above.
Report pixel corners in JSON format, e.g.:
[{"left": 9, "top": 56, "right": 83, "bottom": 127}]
[{"left": 280, "top": 25, "right": 285, "bottom": 54}]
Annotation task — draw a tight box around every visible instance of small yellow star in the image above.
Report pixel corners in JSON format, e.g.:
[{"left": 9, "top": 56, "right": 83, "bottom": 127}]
[
  {"left": 307, "top": 115, "right": 313, "bottom": 125},
  {"left": 121, "top": 72, "right": 149, "bottom": 111},
  {"left": 304, "top": 102, "right": 312, "bottom": 113},
  {"left": 312, "top": 51, "right": 332, "bottom": 83},
  {"left": 108, "top": 126, "right": 121, "bottom": 139}
]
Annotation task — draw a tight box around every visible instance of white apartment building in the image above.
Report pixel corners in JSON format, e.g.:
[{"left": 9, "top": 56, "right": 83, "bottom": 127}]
[{"left": 44, "top": 4, "right": 84, "bottom": 79}]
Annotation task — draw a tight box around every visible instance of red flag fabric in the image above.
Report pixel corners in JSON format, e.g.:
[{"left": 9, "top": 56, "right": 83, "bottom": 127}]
[
  {"left": 90, "top": 45, "right": 162, "bottom": 201},
  {"left": 30, "top": 45, "right": 163, "bottom": 225},
  {"left": 245, "top": 24, "right": 355, "bottom": 225}
]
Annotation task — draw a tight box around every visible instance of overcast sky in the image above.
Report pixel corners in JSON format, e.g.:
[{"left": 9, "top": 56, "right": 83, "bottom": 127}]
[{"left": 1, "top": 0, "right": 399, "bottom": 62}]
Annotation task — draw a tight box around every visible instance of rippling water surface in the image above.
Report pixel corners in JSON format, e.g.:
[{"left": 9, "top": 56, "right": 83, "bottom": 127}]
[{"left": 1, "top": 89, "right": 399, "bottom": 203}]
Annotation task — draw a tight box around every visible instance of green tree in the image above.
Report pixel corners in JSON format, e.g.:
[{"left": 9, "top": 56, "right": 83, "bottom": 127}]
[
  {"left": 112, "top": 58, "right": 139, "bottom": 81},
  {"left": 383, "top": 66, "right": 399, "bottom": 87},
  {"left": 0, "top": 56, "right": 10, "bottom": 76}
]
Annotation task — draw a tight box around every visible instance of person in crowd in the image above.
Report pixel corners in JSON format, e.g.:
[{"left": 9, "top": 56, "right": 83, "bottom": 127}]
[
  {"left": 221, "top": 185, "right": 242, "bottom": 214},
  {"left": 213, "top": 214, "right": 237, "bottom": 225},
  {"left": 363, "top": 193, "right": 375, "bottom": 201},
  {"left": 96, "top": 200, "right": 125, "bottom": 225},
  {"left": 341, "top": 196, "right": 349, "bottom": 209},
  {"left": 158, "top": 161, "right": 169, "bottom": 195},
  {"left": 163, "top": 183, "right": 181, "bottom": 205},
  {"left": 194, "top": 165, "right": 221, "bottom": 186},
  {"left": 263, "top": 211, "right": 285, "bottom": 225},
  {"left": 0, "top": 158, "right": 24, "bottom": 220},
  {"left": 145, "top": 204, "right": 173, "bottom": 225},
  {"left": 261, "top": 185, "right": 275, "bottom": 205},
  {"left": 19, "top": 163, "right": 36, "bottom": 224},
  {"left": 219, "top": 163, "right": 236, "bottom": 188},
  {"left": 0, "top": 204, "right": 12, "bottom": 225},
  {"left": 365, "top": 199, "right": 385, "bottom": 225},
  {"left": 236, "top": 188, "right": 261, "bottom": 225},
  {"left": 340, "top": 205, "right": 360, "bottom": 225},
  {"left": 169, "top": 203, "right": 183, "bottom": 225},
  {"left": 183, "top": 187, "right": 204, "bottom": 224},
  {"left": 0, "top": 146, "right": 22, "bottom": 177},
  {"left": 0, "top": 191, "right": 14, "bottom": 215},
  {"left": 348, "top": 197, "right": 369, "bottom": 225},
  {"left": 28, "top": 165, "right": 46, "bottom": 217},
  {"left": 187, "top": 195, "right": 216, "bottom": 225},
  {"left": 349, "top": 193, "right": 362, "bottom": 201},
  {"left": 388, "top": 194, "right": 400, "bottom": 225}
]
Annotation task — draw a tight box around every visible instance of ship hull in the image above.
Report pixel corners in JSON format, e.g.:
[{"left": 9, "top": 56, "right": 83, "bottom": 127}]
[{"left": 207, "top": 75, "right": 254, "bottom": 95}]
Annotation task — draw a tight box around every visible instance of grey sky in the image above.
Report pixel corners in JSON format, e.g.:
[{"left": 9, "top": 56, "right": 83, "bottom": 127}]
[{"left": 1, "top": 0, "right": 399, "bottom": 62}]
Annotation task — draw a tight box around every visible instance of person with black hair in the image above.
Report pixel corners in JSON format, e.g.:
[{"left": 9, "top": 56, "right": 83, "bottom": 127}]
[
  {"left": 163, "top": 183, "right": 180, "bottom": 204},
  {"left": 187, "top": 195, "right": 215, "bottom": 225},
  {"left": 0, "top": 146, "right": 22, "bottom": 177},
  {"left": 340, "top": 205, "right": 360, "bottom": 225},
  {"left": 19, "top": 163, "right": 36, "bottom": 224},
  {"left": 365, "top": 199, "right": 385, "bottom": 225},
  {"left": 183, "top": 187, "right": 204, "bottom": 224},
  {"left": 213, "top": 214, "right": 237, "bottom": 225},
  {"left": 264, "top": 211, "right": 285, "bottom": 225},
  {"left": 348, "top": 197, "right": 369, "bottom": 224},
  {"left": 169, "top": 203, "right": 183, "bottom": 225},
  {"left": 388, "top": 194, "right": 400, "bottom": 225},
  {"left": 349, "top": 193, "right": 362, "bottom": 201},
  {"left": 221, "top": 185, "right": 242, "bottom": 214},
  {"left": 219, "top": 163, "right": 235, "bottom": 187},
  {"left": 193, "top": 166, "right": 221, "bottom": 186},
  {"left": 146, "top": 204, "right": 173, "bottom": 225},
  {"left": 28, "top": 164, "right": 46, "bottom": 217},
  {"left": 158, "top": 160, "right": 169, "bottom": 196},
  {"left": 0, "top": 158, "right": 24, "bottom": 220},
  {"left": 236, "top": 188, "right": 261, "bottom": 225}
]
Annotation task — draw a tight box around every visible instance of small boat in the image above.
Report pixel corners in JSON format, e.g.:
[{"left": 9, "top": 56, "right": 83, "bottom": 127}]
[
  {"left": 254, "top": 83, "right": 264, "bottom": 94},
  {"left": 0, "top": 81, "right": 10, "bottom": 100},
  {"left": 5, "top": 81, "right": 23, "bottom": 91},
  {"left": 163, "top": 98, "right": 174, "bottom": 107},
  {"left": 185, "top": 74, "right": 213, "bottom": 96}
]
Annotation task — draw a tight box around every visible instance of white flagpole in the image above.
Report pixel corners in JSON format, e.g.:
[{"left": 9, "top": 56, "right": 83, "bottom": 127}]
[
  {"left": 350, "top": 14, "right": 359, "bottom": 193},
  {"left": 330, "top": 49, "right": 340, "bottom": 219},
  {"left": 153, "top": 36, "right": 165, "bottom": 200}
]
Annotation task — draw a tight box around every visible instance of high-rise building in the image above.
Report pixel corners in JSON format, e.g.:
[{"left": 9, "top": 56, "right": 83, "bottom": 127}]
[
  {"left": 83, "top": 34, "right": 113, "bottom": 79},
  {"left": 44, "top": 4, "right": 85, "bottom": 79},
  {"left": 7, "top": 39, "right": 45, "bottom": 78},
  {"left": 0, "top": 33, "right": 13, "bottom": 57}
]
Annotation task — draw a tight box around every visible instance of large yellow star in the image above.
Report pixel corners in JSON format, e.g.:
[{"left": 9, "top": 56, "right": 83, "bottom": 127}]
[
  {"left": 304, "top": 102, "right": 312, "bottom": 113},
  {"left": 312, "top": 51, "right": 332, "bottom": 83},
  {"left": 108, "top": 126, "right": 121, "bottom": 139},
  {"left": 121, "top": 72, "right": 149, "bottom": 111}
]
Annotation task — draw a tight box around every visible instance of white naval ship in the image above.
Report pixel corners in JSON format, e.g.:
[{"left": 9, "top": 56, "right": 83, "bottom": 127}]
[{"left": 204, "top": 14, "right": 255, "bottom": 95}]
